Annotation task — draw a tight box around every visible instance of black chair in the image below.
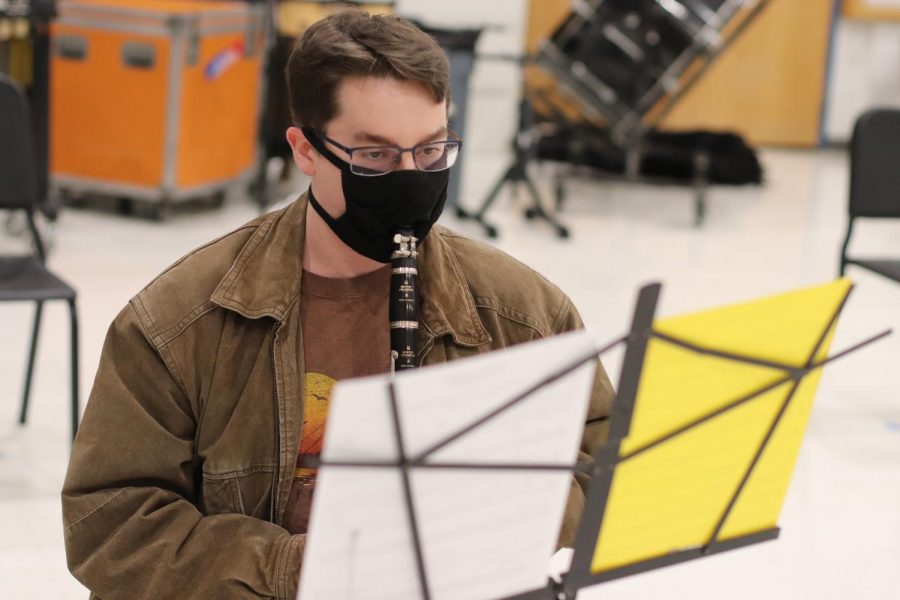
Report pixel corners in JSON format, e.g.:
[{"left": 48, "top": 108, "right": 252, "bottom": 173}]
[
  {"left": 0, "top": 74, "right": 80, "bottom": 443},
  {"left": 839, "top": 108, "right": 900, "bottom": 284}
]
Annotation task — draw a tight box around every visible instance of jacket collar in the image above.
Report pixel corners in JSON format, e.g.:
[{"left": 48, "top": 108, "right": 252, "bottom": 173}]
[
  {"left": 210, "top": 193, "right": 491, "bottom": 347},
  {"left": 418, "top": 223, "right": 492, "bottom": 347},
  {"left": 210, "top": 196, "right": 306, "bottom": 322}
]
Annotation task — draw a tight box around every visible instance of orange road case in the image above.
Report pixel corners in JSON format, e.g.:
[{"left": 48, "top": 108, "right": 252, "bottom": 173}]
[{"left": 50, "top": 0, "right": 264, "bottom": 216}]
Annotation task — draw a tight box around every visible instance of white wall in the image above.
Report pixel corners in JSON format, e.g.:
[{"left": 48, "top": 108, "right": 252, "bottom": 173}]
[
  {"left": 394, "top": 0, "right": 526, "bottom": 154},
  {"left": 824, "top": 19, "right": 900, "bottom": 142}
]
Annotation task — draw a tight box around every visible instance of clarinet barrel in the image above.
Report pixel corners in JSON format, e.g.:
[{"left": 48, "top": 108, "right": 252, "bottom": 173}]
[{"left": 390, "top": 230, "right": 419, "bottom": 370}]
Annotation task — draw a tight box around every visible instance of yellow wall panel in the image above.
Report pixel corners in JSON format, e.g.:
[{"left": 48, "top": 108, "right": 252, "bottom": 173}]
[{"left": 661, "top": 0, "right": 834, "bottom": 147}]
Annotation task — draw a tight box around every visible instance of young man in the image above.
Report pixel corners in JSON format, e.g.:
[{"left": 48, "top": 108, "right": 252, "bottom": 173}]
[{"left": 63, "top": 11, "right": 614, "bottom": 599}]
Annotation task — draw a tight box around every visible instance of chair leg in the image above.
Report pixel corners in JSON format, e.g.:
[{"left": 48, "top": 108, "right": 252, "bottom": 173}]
[
  {"left": 68, "top": 298, "right": 80, "bottom": 444},
  {"left": 839, "top": 220, "right": 854, "bottom": 277},
  {"left": 19, "top": 300, "right": 44, "bottom": 425}
]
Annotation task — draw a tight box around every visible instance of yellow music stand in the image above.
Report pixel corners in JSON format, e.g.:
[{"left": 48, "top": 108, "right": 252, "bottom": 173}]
[{"left": 562, "top": 279, "right": 889, "bottom": 595}]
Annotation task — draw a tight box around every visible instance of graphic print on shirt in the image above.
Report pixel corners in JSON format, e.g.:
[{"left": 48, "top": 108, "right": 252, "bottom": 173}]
[
  {"left": 281, "top": 372, "right": 336, "bottom": 535},
  {"left": 296, "top": 372, "right": 336, "bottom": 478},
  {"left": 282, "top": 265, "right": 392, "bottom": 535}
]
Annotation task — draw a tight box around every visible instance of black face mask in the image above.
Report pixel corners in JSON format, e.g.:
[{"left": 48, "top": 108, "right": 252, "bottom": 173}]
[{"left": 302, "top": 127, "right": 449, "bottom": 263}]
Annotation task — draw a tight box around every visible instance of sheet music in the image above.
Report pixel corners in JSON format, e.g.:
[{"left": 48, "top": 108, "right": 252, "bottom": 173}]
[{"left": 298, "top": 330, "right": 598, "bottom": 600}]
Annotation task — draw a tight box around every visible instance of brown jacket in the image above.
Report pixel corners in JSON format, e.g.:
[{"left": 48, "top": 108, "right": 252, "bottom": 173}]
[{"left": 62, "top": 195, "right": 615, "bottom": 599}]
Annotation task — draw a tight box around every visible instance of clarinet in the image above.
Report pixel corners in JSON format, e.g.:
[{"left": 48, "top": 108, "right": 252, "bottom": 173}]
[{"left": 390, "top": 229, "right": 419, "bottom": 371}]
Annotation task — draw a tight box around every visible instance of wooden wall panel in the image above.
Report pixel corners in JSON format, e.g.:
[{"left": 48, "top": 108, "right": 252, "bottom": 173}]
[
  {"left": 523, "top": 0, "right": 587, "bottom": 122},
  {"left": 842, "top": 0, "right": 900, "bottom": 22},
  {"left": 660, "top": 0, "right": 833, "bottom": 146}
]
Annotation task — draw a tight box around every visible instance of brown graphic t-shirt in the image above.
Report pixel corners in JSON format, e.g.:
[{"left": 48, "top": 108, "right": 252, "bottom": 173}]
[{"left": 282, "top": 266, "right": 391, "bottom": 534}]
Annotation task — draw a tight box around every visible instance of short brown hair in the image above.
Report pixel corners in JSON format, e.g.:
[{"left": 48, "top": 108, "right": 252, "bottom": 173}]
[{"left": 286, "top": 10, "right": 450, "bottom": 131}]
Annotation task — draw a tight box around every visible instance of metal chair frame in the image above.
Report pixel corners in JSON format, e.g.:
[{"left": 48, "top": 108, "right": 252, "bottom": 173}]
[{"left": 1, "top": 73, "right": 80, "bottom": 443}]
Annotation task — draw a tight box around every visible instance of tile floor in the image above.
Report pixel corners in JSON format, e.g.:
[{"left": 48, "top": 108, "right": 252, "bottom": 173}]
[{"left": 1, "top": 147, "right": 898, "bottom": 599}]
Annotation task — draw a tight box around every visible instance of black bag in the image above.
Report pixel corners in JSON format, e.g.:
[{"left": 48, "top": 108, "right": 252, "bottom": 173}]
[{"left": 535, "top": 124, "right": 763, "bottom": 185}]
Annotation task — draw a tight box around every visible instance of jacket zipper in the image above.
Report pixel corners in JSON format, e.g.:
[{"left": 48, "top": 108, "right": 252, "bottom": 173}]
[
  {"left": 269, "top": 321, "right": 282, "bottom": 524},
  {"left": 417, "top": 335, "right": 433, "bottom": 367}
]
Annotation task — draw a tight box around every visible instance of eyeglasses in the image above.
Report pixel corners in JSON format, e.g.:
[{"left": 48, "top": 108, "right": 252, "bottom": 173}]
[{"left": 318, "top": 130, "right": 462, "bottom": 177}]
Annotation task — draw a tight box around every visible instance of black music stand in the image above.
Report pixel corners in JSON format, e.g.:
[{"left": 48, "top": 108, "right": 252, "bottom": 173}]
[
  {"left": 302, "top": 280, "right": 887, "bottom": 600},
  {"left": 460, "top": 0, "right": 771, "bottom": 238},
  {"left": 558, "top": 282, "right": 887, "bottom": 597},
  {"left": 455, "top": 55, "right": 569, "bottom": 239}
]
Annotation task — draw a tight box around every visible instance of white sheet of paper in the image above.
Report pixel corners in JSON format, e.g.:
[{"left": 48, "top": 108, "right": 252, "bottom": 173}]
[{"left": 297, "top": 330, "right": 598, "bottom": 600}]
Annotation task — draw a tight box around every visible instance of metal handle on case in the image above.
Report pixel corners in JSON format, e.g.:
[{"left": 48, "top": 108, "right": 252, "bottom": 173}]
[
  {"left": 121, "top": 41, "right": 156, "bottom": 69},
  {"left": 55, "top": 34, "right": 87, "bottom": 61}
]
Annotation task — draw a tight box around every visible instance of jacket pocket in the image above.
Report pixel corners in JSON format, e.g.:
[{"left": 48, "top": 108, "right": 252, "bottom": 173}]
[
  {"left": 200, "top": 468, "right": 275, "bottom": 518},
  {"left": 199, "top": 474, "right": 244, "bottom": 516}
]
